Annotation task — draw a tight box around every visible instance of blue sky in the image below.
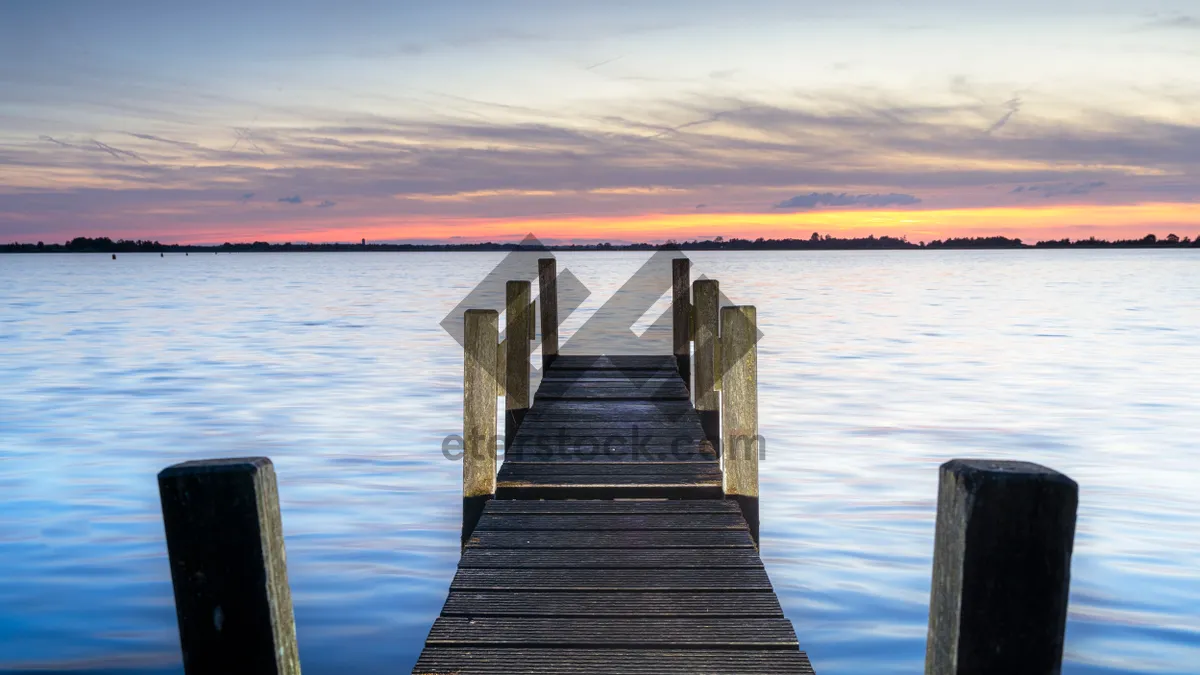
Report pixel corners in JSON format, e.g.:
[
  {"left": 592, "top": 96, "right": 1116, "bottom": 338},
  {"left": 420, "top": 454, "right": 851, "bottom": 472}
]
[{"left": 2, "top": 1, "right": 1199, "bottom": 242}]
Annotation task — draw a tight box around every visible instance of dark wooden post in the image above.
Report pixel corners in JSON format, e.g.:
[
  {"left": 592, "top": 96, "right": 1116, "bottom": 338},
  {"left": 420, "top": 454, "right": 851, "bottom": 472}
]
[
  {"left": 463, "top": 309, "right": 499, "bottom": 544},
  {"left": 720, "top": 305, "right": 759, "bottom": 546},
  {"left": 672, "top": 258, "right": 691, "bottom": 390},
  {"left": 538, "top": 258, "right": 559, "bottom": 369},
  {"left": 505, "top": 280, "right": 531, "bottom": 448},
  {"left": 925, "top": 459, "right": 1078, "bottom": 675},
  {"left": 693, "top": 279, "right": 720, "bottom": 456},
  {"left": 158, "top": 457, "right": 300, "bottom": 675}
]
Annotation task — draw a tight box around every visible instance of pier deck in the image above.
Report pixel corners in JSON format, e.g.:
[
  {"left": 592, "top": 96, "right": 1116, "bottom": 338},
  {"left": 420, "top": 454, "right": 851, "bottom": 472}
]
[{"left": 412, "top": 355, "right": 814, "bottom": 674}]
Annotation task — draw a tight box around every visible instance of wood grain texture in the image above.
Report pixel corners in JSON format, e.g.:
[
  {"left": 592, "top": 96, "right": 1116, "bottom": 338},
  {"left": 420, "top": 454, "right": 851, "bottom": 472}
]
[
  {"left": 440, "top": 591, "right": 785, "bottom": 617},
  {"left": 426, "top": 616, "right": 798, "bottom": 648},
  {"left": 672, "top": 258, "right": 692, "bottom": 391},
  {"left": 505, "top": 280, "right": 531, "bottom": 410},
  {"left": 926, "top": 459, "right": 1077, "bottom": 675},
  {"left": 158, "top": 458, "right": 299, "bottom": 675},
  {"left": 692, "top": 279, "right": 720, "bottom": 413},
  {"left": 463, "top": 310, "right": 498, "bottom": 500},
  {"left": 538, "top": 259, "right": 559, "bottom": 368},
  {"left": 414, "top": 648, "right": 816, "bottom": 675}
]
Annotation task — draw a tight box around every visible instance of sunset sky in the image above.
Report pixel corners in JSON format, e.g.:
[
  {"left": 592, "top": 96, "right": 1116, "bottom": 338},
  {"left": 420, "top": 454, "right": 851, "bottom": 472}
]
[{"left": 2, "top": 1, "right": 1199, "bottom": 244}]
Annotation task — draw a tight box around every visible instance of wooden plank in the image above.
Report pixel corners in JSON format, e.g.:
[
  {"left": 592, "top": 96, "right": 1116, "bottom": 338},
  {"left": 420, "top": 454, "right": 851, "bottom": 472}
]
[
  {"left": 504, "top": 451, "right": 716, "bottom": 463},
  {"left": 413, "top": 648, "right": 816, "bottom": 675},
  {"left": 496, "top": 483, "right": 723, "bottom": 500},
  {"left": 537, "top": 377, "right": 685, "bottom": 386},
  {"left": 450, "top": 568, "right": 774, "bottom": 591},
  {"left": 440, "top": 591, "right": 785, "bottom": 617},
  {"left": 540, "top": 370, "right": 677, "bottom": 380},
  {"left": 459, "top": 548, "right": 763, "bottom": 568},
  {"left": 497, "top": 462, "right": 719, "bottom": 475},
  {"left": 466, "top": 530, "right": 757, "bottom": 549},
  {"left": 426, "top": 616, "right": 798, "bottom": 648},
  {"left": 548, "top": 355, "right": 677, "bottom": 370},
  {"left": 484, "top": 500, "right": 740, "bottom": 515},
  {"left": 475, "top": 513, "right": 743, "bottom": 531},
  {"left": 535, "top": 391, "right": 690, "bottom": 401}
]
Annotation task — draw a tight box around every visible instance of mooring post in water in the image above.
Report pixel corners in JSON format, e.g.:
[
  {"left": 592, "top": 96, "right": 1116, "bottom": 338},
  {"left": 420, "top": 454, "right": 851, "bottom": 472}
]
[
  {"left": 925, "top": 459, "right": 1078, "bottom": 675},
  {"left": 672, "top": 258, "right": 691, "bottom": 390},
  {"left": 538, "top": 258, "right": 559, "bottom": 369},
  {"left": 157, "top": 457, "right": 300, "bottom": 675},
  {"left": 720, "top": 305, "right": 759, "bottom": 546},
  {"left": 463, "top": 309, "right": 499, "bottom": 544},
  {"left": 505, "top": 280, "right": 532, "bottom": 448},
  {"left": 693, "top": 279, "right": 721, "bottom": 456}
]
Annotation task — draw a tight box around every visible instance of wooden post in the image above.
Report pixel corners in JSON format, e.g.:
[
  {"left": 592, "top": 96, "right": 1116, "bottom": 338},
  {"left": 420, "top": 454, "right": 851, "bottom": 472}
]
[
  {"left": 720, "top": 305, "right": 758, "bottom": 546},
  {"left": 693, "top": 279, "right": 720, "bottom": 456},
  {"left": 495, "top": 338, "right": 507, "bottom": 397},
  {"left": 157, "top": 458, "right": 300, "bottom": 675},
  {"left": 505, "top": 280, "right": 531, "bottom": 448},
  {"left": 463, "top": 309, "right": 499, "bottom": 544},
  {"left": 538, "top": 258, "right": 559, "bottom": 369},
  {"left": 925, "top": 459, "right": 1078, "bottom": 675},
  {"left": 672, "top": 258, "right": 691, "bottom": 391}
]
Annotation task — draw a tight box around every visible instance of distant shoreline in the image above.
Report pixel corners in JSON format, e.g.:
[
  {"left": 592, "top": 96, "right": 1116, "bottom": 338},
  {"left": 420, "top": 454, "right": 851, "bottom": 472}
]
[{"left": 3, "top": 234, "right": 1197, "bottom": 253}]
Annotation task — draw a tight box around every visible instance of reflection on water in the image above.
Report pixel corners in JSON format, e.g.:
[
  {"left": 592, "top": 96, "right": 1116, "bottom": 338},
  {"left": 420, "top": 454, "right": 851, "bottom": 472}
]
[{"left": 1, "top": 250, "right": 1198, "bottom": 674}]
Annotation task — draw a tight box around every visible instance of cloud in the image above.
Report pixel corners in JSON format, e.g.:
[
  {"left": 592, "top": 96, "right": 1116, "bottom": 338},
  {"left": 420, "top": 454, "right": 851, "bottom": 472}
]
[
  {"left": 7, "top": 90, "right": 1200, "bottom": 241},
  {"left": 315, "top": 200, "right": 336, "bottom": 208},
  {"left": 40, "top": 135, "right": 148, "bottom": 162},
  {"left": 240, "top": 192, "right": 255, "bottom": 201},
  {"left": 695, "top": 204, "right": 706, "bottom": 209},
  {"left": 584, "top": 56, "right": 623, "bottom": 71},
  {"left": 1011, "top": 181, "right": 1107, "bottom": 198},
  {"left": 127, "top": 133, "right": 198, "bottom": 149},
  {"left": 773, "top": 192, "right": 922, "bottom": 210},
  {"left": 985, "top": 97, "right": 1021, "bottom": 135},
  {"left": 1142, "top": 15, "right": 1200, "bottom": 30}
]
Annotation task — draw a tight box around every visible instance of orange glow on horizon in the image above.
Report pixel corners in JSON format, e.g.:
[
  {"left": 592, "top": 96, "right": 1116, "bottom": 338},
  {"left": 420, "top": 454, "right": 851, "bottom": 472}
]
[{"left": 226, "top": 202, "right": 1200, "bottom": 246}]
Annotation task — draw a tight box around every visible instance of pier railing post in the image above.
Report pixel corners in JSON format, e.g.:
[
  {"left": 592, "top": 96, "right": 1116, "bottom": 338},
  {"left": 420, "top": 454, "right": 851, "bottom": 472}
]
[
  {"left": 672, "top": 258, "right": 691, "bottom": 391},
  {"left": 538, "top": 258, "right": 558, "bottom": 369},
  {"left": 720, "top": 305, "right": 759, "bottom": 546},
  {"left": 157, "top": 457, "right": 300, "bottom": 675},
  {"left": 505, "top": 280, "right": 532, "bottom": 448},
  {"left": 464, "top": 309, "right": 499, "bottom": 545},
  {"left": 925, "top": 459, "right": 1078, "bottom": 675},
  {"left": 693, "top": 279, "right": 720, "bottom": 456}
]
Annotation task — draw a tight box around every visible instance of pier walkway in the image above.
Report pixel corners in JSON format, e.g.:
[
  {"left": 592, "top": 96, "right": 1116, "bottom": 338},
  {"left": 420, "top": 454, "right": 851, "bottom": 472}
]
[{"left": 412, "top": 349, "right": 815, "bottom": 673}]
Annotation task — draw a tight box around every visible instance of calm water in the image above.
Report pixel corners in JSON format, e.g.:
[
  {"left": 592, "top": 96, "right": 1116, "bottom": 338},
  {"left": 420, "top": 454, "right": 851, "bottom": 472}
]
[{"left": 1, "top": 250, "right": 1198, "bottom": 674}]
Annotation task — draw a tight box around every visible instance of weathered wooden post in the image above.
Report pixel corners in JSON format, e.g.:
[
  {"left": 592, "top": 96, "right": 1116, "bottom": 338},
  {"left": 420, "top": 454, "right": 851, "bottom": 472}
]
[
  {"left": 157, "top": 457, "right": 300, "bottom": 675},
  {"left": 505, "top": 280, "right": 531, "bottom": 448},
  {"left": 672, "top": 258, "right": 691, "bottom": 390},
  {"left": 538, "top": 258, "right": 558, "bottom": 369},
  {"left": 463, "top": 309, "right": 499, "bottom": 545},
  {"left": 720, "top": 305, "right": 759, "bottom": 546},
  {"left": 925, "top": 459, "right": 1078, "bottom": 675},
  {"left": 693, "top": 279, "right": 721, "bottom": 455}
]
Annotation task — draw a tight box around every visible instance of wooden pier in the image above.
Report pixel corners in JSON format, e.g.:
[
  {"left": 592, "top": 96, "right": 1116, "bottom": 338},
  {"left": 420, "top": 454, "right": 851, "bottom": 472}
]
[
  {"left": 411, "top": 259, "right": 813, "bottom": 673},
  {"left": 153, "top": 253, "right": 1082, "bottom": 675}
]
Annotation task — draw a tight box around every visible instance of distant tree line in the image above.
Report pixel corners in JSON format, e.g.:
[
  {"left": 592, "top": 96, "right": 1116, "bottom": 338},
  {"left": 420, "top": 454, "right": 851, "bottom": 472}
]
[{"left": 4, "top": 233, "right": 1198, "bottom": 253}]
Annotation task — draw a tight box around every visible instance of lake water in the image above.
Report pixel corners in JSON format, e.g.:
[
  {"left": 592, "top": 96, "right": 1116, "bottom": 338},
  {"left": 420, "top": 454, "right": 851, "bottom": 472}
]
[{"left": 1, "top": 250, "right": 1198, "bottom": 674}]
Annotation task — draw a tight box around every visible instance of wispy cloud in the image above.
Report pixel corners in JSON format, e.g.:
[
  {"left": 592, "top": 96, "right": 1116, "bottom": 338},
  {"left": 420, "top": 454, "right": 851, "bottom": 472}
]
[
  {"left": 1011, "top": 181, "right": 1108, "bottom": 198},
  {"left": 1142, "top": 15, "right": 1200, "bottom": 30},
  {"left": 278, "top": 195, "right": 302, "bottom": 204},
  {"left": 39, "top": 135, "right": 148, "bottom": 162},
  {"left": 315, "top": 200, "right": 336, "bottom": 208},
  {"left": 774, "top": 192, "right": 922, "bottom": 210},
  {"left": 985, "top": 98, "right": 1021, "bottom": 135}
]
